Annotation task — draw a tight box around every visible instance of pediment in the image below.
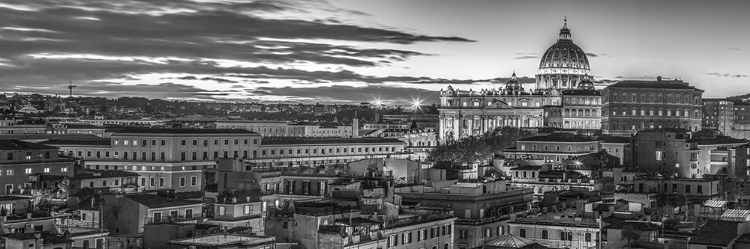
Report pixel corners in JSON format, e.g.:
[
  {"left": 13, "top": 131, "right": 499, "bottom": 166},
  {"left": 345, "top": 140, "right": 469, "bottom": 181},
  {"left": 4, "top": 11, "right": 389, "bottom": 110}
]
[{"left": 484, "top": 99, "right": 514, "bottom": 109}]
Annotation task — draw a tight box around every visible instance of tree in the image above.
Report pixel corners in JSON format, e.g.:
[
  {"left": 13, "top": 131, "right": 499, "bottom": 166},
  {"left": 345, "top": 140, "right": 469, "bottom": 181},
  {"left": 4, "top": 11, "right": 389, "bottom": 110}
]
[
  {"left": 662, "top": 217, "right": 680, "bottom": 231},
  {"left": 621, "top": 225, "right": 641, "bottom": 247},
  {"left": 427, "top": 126, "right": 533, "bottom": 163}
]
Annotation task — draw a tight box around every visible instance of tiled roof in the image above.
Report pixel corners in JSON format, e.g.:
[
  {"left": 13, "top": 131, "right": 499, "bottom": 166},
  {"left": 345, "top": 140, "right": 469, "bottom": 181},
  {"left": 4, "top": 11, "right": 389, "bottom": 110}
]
[
  {"left": 483, "top": 234, "right": 536, "bottom": 248},
  {"left": 703, "top": 199, "right": 728, "bottom": 208},
  {"left": 0, "top": 139, "right": 58, "bottom": 150},
  {"left": 720, "top": 209, "right": 750, "bottom": 221},
  {"left": 689, "top": 219, "right": 740, "bottom": 246},
  {"left": 607, "top": 80, "right": 702, "bottom": 90},
  {"left": 518, "top": 134, "right": 594, "bottom": 142},
  {"left": 114, "top": 128, "right": 258, "bottom": 135},
  {"left": 261, "top": 137, "right": 404, "bottom": 145},
  {"left": 125, "top": 194, "right": 202, "bottom": 208}
]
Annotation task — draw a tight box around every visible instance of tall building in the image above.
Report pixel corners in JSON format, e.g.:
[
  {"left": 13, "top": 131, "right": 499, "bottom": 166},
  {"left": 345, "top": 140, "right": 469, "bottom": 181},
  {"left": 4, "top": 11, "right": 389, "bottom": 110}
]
[
  {"left": 601, "top": 77, "right": 704, "bottom": 136},
  {"left": 702, "top": 98, "right": 734, "bottom": 135},
  {"left": 438, "top": 20, "right": 600, "bottom": 141}
]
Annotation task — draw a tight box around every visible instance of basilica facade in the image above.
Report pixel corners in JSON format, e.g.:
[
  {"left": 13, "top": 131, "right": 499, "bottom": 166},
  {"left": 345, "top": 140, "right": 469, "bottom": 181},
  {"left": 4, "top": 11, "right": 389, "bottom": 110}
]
[{"left": 438, "top": 20, "right": 601, "bottom": 141}]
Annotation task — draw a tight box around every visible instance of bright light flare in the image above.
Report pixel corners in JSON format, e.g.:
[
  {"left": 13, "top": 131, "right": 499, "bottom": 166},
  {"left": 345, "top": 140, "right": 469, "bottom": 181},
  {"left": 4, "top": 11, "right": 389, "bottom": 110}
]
[
  {"left": 373, "top": 97, "right": 384, "bottom": 109},
  {"left": 411, "top": 97, "right": 423, "bottom": 110}
]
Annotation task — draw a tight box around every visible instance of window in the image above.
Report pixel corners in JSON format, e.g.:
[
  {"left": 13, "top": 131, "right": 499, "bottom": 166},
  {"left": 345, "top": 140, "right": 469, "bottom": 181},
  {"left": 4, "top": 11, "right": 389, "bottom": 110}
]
[
  {"left": 561, "top": 231, "right": 573, "bottom": 241},
  {"left": 191, "top": 176, "right": 197, "bottom": 186},
  {"left": 153, "top": 212, "right": 162, "bottom": 223},
  {"left": 150, "top": 178, "right": 155, "bottom": 187},
  {"left": 389, "top": 235, "right": 397, "bottom": 247},
  {"left": 160, "top": 177, "right": 165, "bottom": 187},
  {"left": 519, "top": 228, "right": 526, "bottom": 238},
  {"left": 180, "top": 177, "right": 186, "bottom": 187},
  {"left": 585, "top": 232, "right": 592, "bottom": 242},
  {"left": 219, "top": 206, "right": 226, "bottom": 215},
  {"left": 185, "top": 209, "right": 193, "bottom": 219},
  {"left": 161, "top": 140, "right": 166, "bottom": 146},
  {"left": 44, "top": 168, "right": 50, "bottom": 173},
  {"left": 170, "top": 210, "right": 178, "bottom": 217},
  {"left": 244, "top": 205, "right": 251, "bottom": 215},
  {"left": 25, "top": 168, "right": 32, "bottom": 174},
  {"left": 542, "top": 230, "right": 548, "bottom": 239},
  {"left": 181, "top": 140, "right": 187, "bottom": 146}
]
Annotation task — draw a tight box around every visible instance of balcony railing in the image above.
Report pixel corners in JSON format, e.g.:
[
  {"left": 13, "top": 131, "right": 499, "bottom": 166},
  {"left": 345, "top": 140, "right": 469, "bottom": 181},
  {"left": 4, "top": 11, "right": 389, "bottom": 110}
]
[{"left": 146, "top": 215, "right": 202, "bottom": 224}]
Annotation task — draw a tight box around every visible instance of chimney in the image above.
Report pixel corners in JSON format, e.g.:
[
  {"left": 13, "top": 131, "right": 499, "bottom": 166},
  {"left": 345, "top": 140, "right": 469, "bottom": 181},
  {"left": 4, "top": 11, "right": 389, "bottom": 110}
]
[
  {"left": 352, "top": 118, "right": 359, "bottom": 138},
  {"left": 656, "top": 76, "right": 662, "bottom": 81}
]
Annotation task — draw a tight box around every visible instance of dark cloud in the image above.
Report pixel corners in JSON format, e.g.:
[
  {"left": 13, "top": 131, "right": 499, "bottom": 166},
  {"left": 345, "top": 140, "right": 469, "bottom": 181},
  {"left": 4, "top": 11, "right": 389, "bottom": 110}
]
[
  {"left": 514, "top": 56, "right": 539, "bottom": 60},
  {"left": 14, "top": 81, "right": 234, "bottom": 100},
  {"left": 707, "top": 73, "right": 749, "bottom": 78},
  {"left": 585, "top": 53, "right": 599, "bottom": 57},
  {"left": 0, "top": 0, "right": 474, "bottom": 101},
  {"left": 251, "top": 85, "right": 439, "bottom": 104}
]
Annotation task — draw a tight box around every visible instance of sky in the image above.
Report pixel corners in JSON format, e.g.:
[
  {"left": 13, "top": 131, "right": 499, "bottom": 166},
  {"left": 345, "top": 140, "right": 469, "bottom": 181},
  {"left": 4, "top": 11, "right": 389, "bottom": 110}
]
[{"left": 0, "top": 0, "right": 748, "bottom": 105}]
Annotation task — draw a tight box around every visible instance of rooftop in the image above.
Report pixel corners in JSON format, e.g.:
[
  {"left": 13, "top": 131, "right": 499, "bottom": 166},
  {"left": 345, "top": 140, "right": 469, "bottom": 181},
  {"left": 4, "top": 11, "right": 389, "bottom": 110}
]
[
  {"left": 261, "top": 137, "right": 404, "bottom": 145},
  {"left": 0, "top": 139, "right": 58, "bottom": 150},
  {"left": 125, "top": 194, "right": 203, "bottom": 208},
  {"left": 42, "top": 138, "right": 112, "bottom": 146},
  {"left": 518, "top": 134, "right": 594, "bottom": 143},
  {"left": 0, "top": 134, "right": 101, "bottom": 141},
  {"left": 689, "top": 219, "right": 740, "bottom": 246},
  {"left": 113, "top": 128, "right": 259, "bottom": 135},
  {"left": 607, "top": 79, "right": 702, "bottom": 91},
  {"left": 0, "top": 195, "right": 32, "bottom": 202},
  {"left": 169, "top": 234, "right": 275, "bottom": 247}
]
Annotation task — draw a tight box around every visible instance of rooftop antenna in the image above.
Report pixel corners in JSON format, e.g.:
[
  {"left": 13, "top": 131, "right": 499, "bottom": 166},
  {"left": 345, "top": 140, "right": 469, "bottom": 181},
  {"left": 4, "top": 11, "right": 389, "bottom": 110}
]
[{"left": 67, "top": 81, "right": 77, "bottom": 98}]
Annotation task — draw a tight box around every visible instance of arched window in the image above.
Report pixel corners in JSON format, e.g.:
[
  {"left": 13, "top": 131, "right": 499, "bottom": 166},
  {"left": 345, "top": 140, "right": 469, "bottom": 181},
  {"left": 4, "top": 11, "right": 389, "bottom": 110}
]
[
  {"left": 432, "top": 246, "right": 438, "bottom": 249},
  {"left": 519, "top": 228, "right": 527, "bottom": 238},
  {"left": 444, "top": 243, "right": 450, "bottom": 249},
  {"left": 542, "top": 230, "right": 549, "bottom": 239}
]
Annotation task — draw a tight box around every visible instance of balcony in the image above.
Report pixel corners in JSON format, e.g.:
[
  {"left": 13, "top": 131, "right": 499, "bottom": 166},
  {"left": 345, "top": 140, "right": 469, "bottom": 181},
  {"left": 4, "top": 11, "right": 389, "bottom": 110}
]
[{"left": 146, "top": 215, "right": 202, "bottom": 224}]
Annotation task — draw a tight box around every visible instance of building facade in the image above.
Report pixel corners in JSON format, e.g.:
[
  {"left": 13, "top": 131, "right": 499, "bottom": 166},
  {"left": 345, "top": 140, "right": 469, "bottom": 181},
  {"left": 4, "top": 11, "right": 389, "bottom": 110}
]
[
  {"left": 0, "top": 140, "right": 75, "bottom": 195},
  {"left": 702, "top": 98, "right": 734, "bottom": 135},
  {"left": 601, "top": 77, "right": 704, "bottom": 136}
]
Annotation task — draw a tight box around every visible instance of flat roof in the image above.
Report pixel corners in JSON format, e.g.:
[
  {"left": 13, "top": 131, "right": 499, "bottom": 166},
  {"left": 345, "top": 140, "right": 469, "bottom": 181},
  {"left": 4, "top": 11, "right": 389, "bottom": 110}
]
[
  {"left": 170, "top": 234, "right": 274, "bottom": 246},
  {"left": 113, "top": 128, "right": 259, "bottom": 135},
  {"left": 261, "top": 137, "right": 404, "bottom": 145},
  {"left": 125, "top": 194, "right": 203, "bottom": 209}
]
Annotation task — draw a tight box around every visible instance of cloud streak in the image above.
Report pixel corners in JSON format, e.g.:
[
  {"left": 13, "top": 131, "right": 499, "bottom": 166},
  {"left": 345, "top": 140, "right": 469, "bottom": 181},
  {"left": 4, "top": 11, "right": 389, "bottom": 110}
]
[{"left": 0, "top": 0, "right": 476, "bottom": 103}]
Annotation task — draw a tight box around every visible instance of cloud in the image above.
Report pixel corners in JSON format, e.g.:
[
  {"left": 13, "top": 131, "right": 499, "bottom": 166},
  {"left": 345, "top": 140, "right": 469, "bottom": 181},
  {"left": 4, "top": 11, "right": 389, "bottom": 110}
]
[
  {"left": 250, "top": 85, "right": 440, "bottom": 104},
  {"left": 514, "top": 55, "right": 539, "bottom": 60},
  {"left": 728, "top": 48, "right": 743, "bottom": 51},
  {"left": 707, "top": 72, "right": 749, "bottom": 78},
  {"left": 0, "top": 0, "right": 475, "bottom": 102}
]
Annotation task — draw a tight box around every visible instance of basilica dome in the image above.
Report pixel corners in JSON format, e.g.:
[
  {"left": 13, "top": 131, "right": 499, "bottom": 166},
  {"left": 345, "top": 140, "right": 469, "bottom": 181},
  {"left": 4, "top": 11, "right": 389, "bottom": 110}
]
[
  {"left": 578, "top": 77, "right": 595, "bottom": 90},
  {"left": 535, "top": 19, "right": 592, "bottom": 90},
  {"left": 505, "top": 72, "right": 523, "bottom": 92}
]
